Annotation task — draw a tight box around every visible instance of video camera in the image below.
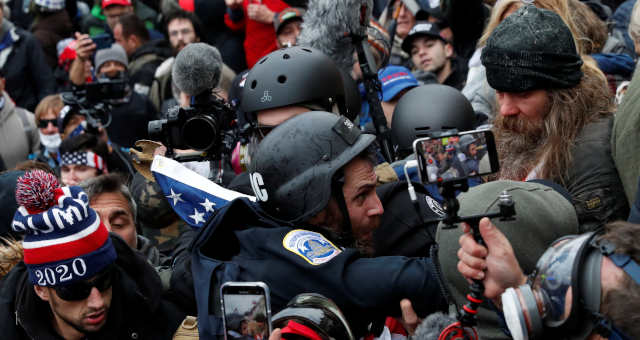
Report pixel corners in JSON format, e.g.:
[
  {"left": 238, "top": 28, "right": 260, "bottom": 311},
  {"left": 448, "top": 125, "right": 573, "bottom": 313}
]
[
  {"left": 147, "top": 91, "right": 237, "bottom": 162},
  {"left": 60, "top": 78, "right": 128, "bottom": 133}
]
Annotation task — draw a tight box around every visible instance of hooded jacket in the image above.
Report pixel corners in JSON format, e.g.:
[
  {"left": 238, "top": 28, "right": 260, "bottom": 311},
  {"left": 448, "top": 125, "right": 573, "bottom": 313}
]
[{"left": 0, "top": 234, "right": 185, "bottom": 340}]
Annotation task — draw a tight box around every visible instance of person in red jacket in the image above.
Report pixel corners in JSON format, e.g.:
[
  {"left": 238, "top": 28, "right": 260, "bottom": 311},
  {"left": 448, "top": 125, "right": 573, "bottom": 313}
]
[{"left": 224, "top": 0, "right": 290, "bottom": 68}]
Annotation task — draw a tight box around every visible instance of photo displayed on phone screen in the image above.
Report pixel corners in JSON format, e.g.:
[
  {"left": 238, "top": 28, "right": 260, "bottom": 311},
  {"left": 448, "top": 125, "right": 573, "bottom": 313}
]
[
  {"left": 223, "top": 293, "right": 269, "bottom": 339},
  {"left": 414, "top": 129, "right": 500, "bottom": 184}
]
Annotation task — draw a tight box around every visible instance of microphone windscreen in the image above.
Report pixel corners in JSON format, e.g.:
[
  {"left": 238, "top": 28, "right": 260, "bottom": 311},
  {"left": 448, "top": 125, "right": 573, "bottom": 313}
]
[
  {"left": 297, "top": 0, "right": 372, "bottom": 74},
  {"left": 172, "top": 43, "right": 223, "bottom": 96},
  {"left": 412, "top": 312, "right": 458, "bottom": 340}
]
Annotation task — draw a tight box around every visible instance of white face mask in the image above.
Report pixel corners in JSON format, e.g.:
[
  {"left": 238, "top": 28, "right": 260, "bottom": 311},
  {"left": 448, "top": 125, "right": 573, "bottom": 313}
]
[{"left": 39, "top": 131, "right": 61, "bottom": 152}]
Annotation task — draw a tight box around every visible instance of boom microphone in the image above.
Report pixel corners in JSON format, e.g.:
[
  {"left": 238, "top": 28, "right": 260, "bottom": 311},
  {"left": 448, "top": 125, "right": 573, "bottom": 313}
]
[
  {"left": 297, "top": 0, "right": 372, "bottom": 74},
  {"left": 172, "top": 43, "right": 223, "bottom": 96}
]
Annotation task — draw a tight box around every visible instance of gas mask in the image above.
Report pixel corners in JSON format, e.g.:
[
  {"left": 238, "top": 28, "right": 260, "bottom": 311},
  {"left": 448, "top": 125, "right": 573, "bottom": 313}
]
[{"left": 501, "top": 231, "right": 639, "bottom": 340}]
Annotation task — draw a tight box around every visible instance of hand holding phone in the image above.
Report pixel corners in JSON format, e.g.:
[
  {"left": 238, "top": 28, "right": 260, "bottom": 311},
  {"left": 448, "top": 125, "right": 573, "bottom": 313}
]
[{"left": 221, "top": 282, "right": 272, "bottom": 340}]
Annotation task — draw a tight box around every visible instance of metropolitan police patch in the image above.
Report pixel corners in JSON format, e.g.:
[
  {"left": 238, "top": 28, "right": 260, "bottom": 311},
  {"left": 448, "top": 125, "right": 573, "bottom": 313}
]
[{"left": 283, "top": 230, "right": 341, "bottom": 265}]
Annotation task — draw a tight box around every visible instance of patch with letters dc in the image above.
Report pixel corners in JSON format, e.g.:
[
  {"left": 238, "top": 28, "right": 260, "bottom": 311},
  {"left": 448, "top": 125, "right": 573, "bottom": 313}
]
[
  {"left": 283, "top": 230, "right": 341, "bottom": 265},
  {"left": 425, "top": 196, "right": 445, "bottom": 218}
]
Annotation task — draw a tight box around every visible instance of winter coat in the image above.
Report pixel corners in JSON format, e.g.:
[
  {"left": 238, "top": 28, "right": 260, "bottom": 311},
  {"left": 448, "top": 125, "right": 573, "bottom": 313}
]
[
  {"left": 565, "top": 116, "right": 629, "bottom": 232},
  {"left": 224, "top": 0, "right": 289, "bottom": 68},
  {"left": 612, "top": 63, "right": 640, "bottom": 207},
  {"left": 0, "top": 92, "right": 39, "bottom": 169},
  {"left": 129, "top": 40, "right": 170, "bottom": 97},
  {"left": 105, "top": 91, "right": 158, "bottom": 148},
  {"left": 1, "top": 25, "right": 56, "bottom": 112},
  {"left": 31, "top": 10, "right": 73, "bottom": 69},
  {"left": 0, "top": 234, "right": 186, "bottom": 340}
]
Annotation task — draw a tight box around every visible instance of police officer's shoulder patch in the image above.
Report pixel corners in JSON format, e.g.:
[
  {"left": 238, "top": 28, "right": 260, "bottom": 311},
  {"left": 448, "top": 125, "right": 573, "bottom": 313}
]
[{"left": 282, "top": 229, "right": 341, "bottom": 265}]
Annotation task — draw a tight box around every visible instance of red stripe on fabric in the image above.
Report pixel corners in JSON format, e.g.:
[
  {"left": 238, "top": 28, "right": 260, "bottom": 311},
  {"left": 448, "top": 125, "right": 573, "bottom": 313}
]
[
  {"left": 280, "top": 321, "right": 323, "bottom": 340},
  {"left": 23, "top": 223, "right": 109, "bottom": 264}
]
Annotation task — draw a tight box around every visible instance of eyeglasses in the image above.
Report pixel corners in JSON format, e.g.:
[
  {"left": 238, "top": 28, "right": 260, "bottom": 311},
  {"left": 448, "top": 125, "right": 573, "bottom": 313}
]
[
  {"left": 54, "top": 266, "right": 114, "bottom": 301},
  {"left": 37, "top": 119, "right": 58, "bottom": 129}
]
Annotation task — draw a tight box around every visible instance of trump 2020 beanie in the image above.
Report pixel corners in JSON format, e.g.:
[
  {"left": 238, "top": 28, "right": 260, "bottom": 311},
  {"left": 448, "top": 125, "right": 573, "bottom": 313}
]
[
  {"left": 11, "top": 170, "right": 116, "bottom": 286},
  {"left": 481, "top": 5, "right": 583, "bottom": 92}
]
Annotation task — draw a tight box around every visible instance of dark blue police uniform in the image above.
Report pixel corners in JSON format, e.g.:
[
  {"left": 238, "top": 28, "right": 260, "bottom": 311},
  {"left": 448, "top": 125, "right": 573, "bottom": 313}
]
[{"left": 191, "top": 197, "right": 447, "bottom": 338}]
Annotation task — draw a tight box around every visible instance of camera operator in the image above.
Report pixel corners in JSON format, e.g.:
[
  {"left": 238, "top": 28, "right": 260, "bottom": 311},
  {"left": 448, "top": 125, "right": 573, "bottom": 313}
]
[
  {"left": 431, "top": 180, "right": 582, "bottom": 339},
  {"left": 456, "top": 219, "right": 640, "bottom": 339},
  {"left": 68, "top": 39, "right": 158, "bottom": 148}
]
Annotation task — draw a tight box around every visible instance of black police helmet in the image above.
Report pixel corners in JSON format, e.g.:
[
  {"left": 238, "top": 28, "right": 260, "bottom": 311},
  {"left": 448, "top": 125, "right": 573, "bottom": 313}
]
[
  {"left": 391, "top": 84, "right": 475, "bottom": 156},
  {"left": 248, "top": 111, "right": 375, "bottom": 223},
  {"left": 272, "top": 293, "right": 355, "bottom": 340},
  {"left": 241, "top": 47, "right": 349, "bottom": 118}
]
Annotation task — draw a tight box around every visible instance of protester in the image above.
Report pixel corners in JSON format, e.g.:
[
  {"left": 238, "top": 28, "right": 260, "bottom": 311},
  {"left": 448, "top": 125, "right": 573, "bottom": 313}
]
[
  {"left": 113, "top": 13, "right": 170, "bottom": 97},
  {"left": 0, "top": 70, "right": 40, "bottom": 170},
  {"left": 402, "top": 21, "right": 467, "bottom": 89},
  {"left": 58, "top": 133, "right": 109, "bottom": 186},
  {"left": 456, "top": 219, "right": 640, "bottom": 339},
  {"left": 483, "top": 5, "right": 627, "bottom": 230},
  {"left": 30, "top": 94, "right": 65, "bottom": 170},
  {"left": 0, "top": 170, "right": 185, "bottom": 339},
  {"left": 273, "top": 7, "right": 304, "bottom": 49},
  {"left": 30, "top": 0, "right": 73, "bottom": 69}
]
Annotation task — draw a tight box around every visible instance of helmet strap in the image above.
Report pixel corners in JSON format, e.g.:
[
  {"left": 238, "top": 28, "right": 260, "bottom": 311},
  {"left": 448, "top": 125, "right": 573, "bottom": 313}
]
[{"left": 331, "top": 175, "right": 356, "bottom": 249}]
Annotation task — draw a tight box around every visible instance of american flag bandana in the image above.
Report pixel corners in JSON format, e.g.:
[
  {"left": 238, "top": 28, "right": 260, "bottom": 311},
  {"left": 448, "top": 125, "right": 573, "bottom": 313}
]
[{"left": 59, "top": 151, "right": 107, "bottom": 172}]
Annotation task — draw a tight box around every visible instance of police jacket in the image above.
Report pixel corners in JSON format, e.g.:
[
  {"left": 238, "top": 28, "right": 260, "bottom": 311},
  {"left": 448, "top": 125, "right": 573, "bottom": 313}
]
[
  {"left": 191, "top": 198, "right": 448, "bottom": 338},
  {"left": 0, "top": 234, "right": 185, "bottom": 340}
]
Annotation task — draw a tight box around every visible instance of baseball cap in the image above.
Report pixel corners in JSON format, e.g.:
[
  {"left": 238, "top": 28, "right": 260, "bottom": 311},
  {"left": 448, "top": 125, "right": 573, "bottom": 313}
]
[
  {"left": 378, "top": 65, "right": 419, "bottom": 102},
  {"left": 273, "top": 7, "right": 305, "bottom": 35},
  {"left": 34, "top": 0, "right": 65, "bottom": 11},
  {"left": 401, "top": 21, "right": 445, "bottom": 54},
  {"left": 102, "top": 0, "right": 132, "bottom": 9}
]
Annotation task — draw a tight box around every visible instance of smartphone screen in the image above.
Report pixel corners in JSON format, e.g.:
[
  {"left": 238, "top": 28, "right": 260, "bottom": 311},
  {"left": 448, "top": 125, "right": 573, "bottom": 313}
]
[
  {"left": 221, "top": 282, "right": 272, "bottom": 340},
  {"left": 413, "top": 129, "right": 500, "bottom": 184}
]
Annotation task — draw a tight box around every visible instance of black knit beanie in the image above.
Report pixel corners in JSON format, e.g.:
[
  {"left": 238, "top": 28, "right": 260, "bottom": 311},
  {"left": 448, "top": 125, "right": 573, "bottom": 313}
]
[{"left": 481, "top": 5, "right": 583, "bottom": 92}]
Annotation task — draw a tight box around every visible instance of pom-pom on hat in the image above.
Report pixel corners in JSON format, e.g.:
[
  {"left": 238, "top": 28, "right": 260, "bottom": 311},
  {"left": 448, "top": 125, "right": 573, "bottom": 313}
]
[{"left": 11, "top": 170, "right": 116, "bottom": 286}]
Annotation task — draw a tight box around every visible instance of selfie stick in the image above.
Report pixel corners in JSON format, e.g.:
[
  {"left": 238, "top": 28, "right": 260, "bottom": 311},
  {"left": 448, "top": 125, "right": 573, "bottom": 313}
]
[{"left": 437, "top": 179, "right": 515, "bottom": 339}]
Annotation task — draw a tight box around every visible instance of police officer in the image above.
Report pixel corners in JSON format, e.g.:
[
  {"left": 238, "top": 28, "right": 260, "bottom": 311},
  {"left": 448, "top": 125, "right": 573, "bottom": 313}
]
[{"left": 191, "top": 111, "right": 447, "bottom": 338}]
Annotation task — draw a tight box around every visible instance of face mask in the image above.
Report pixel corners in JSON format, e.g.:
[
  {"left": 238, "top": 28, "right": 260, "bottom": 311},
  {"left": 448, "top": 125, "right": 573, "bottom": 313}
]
[
  {"left": 501, "top": 232, "right": 636, "bottom": 340},
  {"left": 39, "top": 131, "right": 61, "bottom": 152}
]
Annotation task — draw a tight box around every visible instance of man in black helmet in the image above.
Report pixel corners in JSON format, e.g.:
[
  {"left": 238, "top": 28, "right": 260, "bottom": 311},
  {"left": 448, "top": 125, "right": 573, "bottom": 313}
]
[{"left": 191, "top": 111, "right": 447, "bottom": 338}]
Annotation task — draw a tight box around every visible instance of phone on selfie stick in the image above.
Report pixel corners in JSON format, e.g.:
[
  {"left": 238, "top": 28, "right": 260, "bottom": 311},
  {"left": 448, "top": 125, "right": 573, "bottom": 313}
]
[{"left": 221, "top": 281, "right": 272, "bottom": 340}]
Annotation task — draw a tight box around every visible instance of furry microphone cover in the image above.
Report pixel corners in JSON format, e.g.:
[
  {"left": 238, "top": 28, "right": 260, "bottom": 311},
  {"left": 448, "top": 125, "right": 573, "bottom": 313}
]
[{"left": 297, "top": 0, "right": 373, "bottom": 74}]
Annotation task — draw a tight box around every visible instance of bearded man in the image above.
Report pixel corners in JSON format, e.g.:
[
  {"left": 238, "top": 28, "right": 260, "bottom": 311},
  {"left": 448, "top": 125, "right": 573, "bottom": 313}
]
[{"left": 481, "top": 5, "right": 628, "bottom": 231}]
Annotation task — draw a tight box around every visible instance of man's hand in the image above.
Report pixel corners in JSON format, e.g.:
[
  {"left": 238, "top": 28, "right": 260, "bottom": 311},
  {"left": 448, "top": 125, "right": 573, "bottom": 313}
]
[
  {"left": 269, "top": 329, "right": 281, "bottom": 340},
  {"left": 74, "top": 32, "right": 96, "bottom": 61},
  {"left": 247, "top": 3, "right": 274, "bottom": 24},
  {"left": 399, "top": 299, "right": 421, "bottom": 335},
  {"left": 225, "top": 0, "right": 243, "bottom": 10},
  {"left": 457, "top": 217, "right": 527, "bottom": 300}
]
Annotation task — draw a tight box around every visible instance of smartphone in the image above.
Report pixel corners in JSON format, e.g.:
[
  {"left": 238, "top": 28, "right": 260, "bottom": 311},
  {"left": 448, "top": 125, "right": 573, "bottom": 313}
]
[
  {"left": 221, "top": 282, "right": 272, "bottom": 340},
  {"left": 92, "top": 33, "right": 113, "bottom": 51},
  {"left": 413, "top": 129, "right": 500, "bottom": 184}
]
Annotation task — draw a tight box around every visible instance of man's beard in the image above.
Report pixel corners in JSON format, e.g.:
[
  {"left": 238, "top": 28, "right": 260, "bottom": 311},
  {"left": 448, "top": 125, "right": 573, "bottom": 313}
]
[{"left": 493, "top": 114, "right": 547, "bottom": 180}]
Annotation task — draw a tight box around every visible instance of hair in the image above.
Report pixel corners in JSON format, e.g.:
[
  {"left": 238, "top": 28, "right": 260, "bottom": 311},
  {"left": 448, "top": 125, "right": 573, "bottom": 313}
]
[
  {"left": 495, "top": 63, "right": 612, "bottom": 182},
  {"left": 34, "top": 94, "right": 64, "bottom": 126},
  {"left": 164, "top": 9, "right": 203, "bottom": 41},
  {"left": 0, "top": 237, "right": 23, "bottom": 280},
  {"left": 13, "top": 160, "right": 55, "bottom": 174},
  {"left": 535, "top": 64, "right": 612, "bottom": 182},
  {"left": 80, "top": 173, "right": 137, "bottom": 223},
  {"left": 118, "top": 13, "right": 150, "bottom": 43},
  {"left": 629, "top": 0, "right": 640, "bottom": 48},
  {"left": 58, "top": 133, "right": 109, "bottom": 174},
  {"left": 568, "top": 0, "right": 607, "bottom": 55},
  {"left": 599, "top": 221, "right": 640, "bottom": 339}
]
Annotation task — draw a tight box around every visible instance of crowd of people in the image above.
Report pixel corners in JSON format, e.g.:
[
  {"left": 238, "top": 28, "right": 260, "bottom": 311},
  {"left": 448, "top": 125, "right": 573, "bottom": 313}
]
[{"left": 1, "top": 0, "right": 640, "bottom": 339}]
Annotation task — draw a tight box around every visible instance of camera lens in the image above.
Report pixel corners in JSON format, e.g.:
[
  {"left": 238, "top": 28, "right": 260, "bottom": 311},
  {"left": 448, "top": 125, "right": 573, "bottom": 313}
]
[{"left": 182, "top": 115, "right": 218, "bottom": 151}]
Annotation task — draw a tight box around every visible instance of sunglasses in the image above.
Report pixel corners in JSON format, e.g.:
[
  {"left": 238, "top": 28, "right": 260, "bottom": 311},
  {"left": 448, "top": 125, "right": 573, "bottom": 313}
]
[
  {"left": 37, "top": 118, "right": 58, "bottom": 129},
  {"left": 54, "top": 266, "right": 114, "bottom": 301}
]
